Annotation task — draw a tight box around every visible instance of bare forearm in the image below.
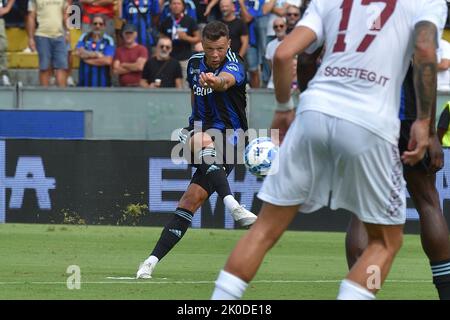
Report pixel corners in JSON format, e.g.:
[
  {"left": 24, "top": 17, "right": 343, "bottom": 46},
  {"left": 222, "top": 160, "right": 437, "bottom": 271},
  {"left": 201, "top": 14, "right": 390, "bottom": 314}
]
[
  {"left": 121, "top": 62, "right": 145, "bottom": 71},
  {"left": 413, "top": 21, "right": 438, "bottom": 120},
  {"left": 437, "top": 59, "right": 450, "bottom": 71},
  {"left": 274, "top": 57, "right": 293, "bottom": 102},
  {"left": 272, "top": 6, "right": 286, "bottom": 16},
  {"left": 113, "top": 65, "right": 129, "bottom": 75},
  {"left": 26, "top": 13, "right": 36, "bottom": 38},
  {"left": 84, "top": 57, "right": 113, "bottom": 66},
  {"left": 205, "top": 0, "right": 219, "bottom": 13},
  {"left": 263, "top": 0, "right": 276, "bottom": 15},
  {"left": 238, "top": 2, "right": 253, "bottom": 23},
  {"left": 4, "top": 0, "right": 16, "bottom": 13}
]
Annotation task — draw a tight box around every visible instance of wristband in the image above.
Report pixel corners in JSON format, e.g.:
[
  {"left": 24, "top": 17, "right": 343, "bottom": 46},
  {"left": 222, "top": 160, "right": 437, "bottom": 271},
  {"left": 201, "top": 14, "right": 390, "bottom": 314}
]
[{"left": 276, "top": 97, "right": 295, "bottom": 111}]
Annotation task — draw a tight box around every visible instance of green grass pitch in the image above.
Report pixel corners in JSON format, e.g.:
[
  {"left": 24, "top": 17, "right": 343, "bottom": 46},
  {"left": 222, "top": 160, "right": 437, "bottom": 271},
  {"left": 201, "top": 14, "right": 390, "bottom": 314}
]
[{"left": 0, "top": 223, "right": 438, "bottom": 299}]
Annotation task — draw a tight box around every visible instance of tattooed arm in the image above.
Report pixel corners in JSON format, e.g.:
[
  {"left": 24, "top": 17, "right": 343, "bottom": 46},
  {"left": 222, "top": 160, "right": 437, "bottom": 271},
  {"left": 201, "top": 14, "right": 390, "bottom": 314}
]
[
  {"left": 402, "top": 21, "right": 438, "bottom": 166},
  {"left": 414, "top": 21, "right": 438, "bottom": 121}
]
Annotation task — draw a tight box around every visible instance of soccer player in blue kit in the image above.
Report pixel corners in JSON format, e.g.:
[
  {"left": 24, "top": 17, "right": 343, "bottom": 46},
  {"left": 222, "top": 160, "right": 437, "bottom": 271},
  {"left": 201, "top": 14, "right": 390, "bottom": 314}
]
[{"left": 137, "top": 20, "right": 257, "bottom": 279}]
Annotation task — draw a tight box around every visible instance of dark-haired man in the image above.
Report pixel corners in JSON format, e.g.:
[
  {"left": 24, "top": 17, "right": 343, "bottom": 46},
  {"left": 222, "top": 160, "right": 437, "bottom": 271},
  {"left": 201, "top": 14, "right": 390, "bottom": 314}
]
[{"left": 136, "top": 20, "right": 257, "bottom": 279}]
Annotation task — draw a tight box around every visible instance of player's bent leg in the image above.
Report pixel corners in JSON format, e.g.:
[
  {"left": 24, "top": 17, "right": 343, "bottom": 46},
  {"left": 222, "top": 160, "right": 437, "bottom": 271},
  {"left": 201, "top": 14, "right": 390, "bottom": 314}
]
[
  {"left": 406, "top": 170, "right": 450, "bottom": 261},
  {"left": 339, "top": 223, "right": 403, "bottom": 299},
  {"left": 406, "top": 170, "right": 450, "bottom": 299},
  {"left": 136, "top": 183, "right": 209, "bottom": 279},
  {"left": 345, "top": 215, "right": 368, "bottom": 269},
  {"left": 212, "top": 202, "right": 299, "bottom": 299},
  {"left": 191, "top": 131, "right": 257, "bottom": 227}
]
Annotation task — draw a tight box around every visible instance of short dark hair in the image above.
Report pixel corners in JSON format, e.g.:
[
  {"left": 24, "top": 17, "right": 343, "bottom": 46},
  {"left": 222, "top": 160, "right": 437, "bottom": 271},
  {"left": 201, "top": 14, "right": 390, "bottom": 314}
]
[
  {"left": 202, "top": 21, "right": 229, "bottom": 41},
  {"left": 170, "top": 0, "right": 185, "bottom": 8},
  {"left": 91, "top": 13, "right": 106, "bottom": 24}
]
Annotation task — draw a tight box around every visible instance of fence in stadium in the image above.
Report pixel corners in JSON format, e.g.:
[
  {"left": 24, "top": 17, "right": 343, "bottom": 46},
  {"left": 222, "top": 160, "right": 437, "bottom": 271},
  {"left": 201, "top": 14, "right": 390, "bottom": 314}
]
[
  {"left": 1, "top": 139, "right": 450, "bottom": 233},
  {"left": 1, "top": 86, "right": 450, "bottom": 140}
]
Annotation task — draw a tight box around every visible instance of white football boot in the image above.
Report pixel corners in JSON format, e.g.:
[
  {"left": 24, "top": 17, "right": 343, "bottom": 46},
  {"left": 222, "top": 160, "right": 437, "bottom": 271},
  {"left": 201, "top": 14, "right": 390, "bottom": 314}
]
[
  {"left": 231, "top": 205, "right": 257, "bottom": 227},
  {"left": 136, "top": 261, "right": 156, "bottom": 279}
]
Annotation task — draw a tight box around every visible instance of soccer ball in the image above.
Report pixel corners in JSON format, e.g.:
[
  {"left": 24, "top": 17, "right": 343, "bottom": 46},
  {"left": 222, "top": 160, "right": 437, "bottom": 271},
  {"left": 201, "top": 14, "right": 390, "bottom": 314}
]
[{"left": 244, "top": 137, "right": 279, "bottom": 177}]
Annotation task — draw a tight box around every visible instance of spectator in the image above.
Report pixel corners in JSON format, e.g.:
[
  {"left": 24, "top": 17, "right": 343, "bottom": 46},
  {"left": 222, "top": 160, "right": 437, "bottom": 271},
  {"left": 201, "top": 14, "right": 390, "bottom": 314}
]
[
  {"left": 285, "top": 4, "right": 300, "bottom": 34},
  {"left": 437, "top": 38, "right": 450, "bottom": 91},
  {"left": 219, "top": 0, "right": 248, "bottom": 58},
  {"left": 159, "top": 0, "right": 200, "bottom": 80},
  {"left": 140, "top": 37, "right": 182, "bottom": 88},
  {"left": 161, "top": 0, "right": 197, "bottom": 21},
  {"left": 120, "top": 0, "right": 160, "bottom": 53},
  {"left": 27, "top": 0, "right": 69, "bottom": 87},
  {"left": 113, "top": 23, "right": 148, "bottom": 86},
  {"left": 438, "top": 101, "right": 450, "bottom": 147},
  {"left": 265, "top": 17, "right": 285, "bottom": 89},
  {"left": 75, "top": 14, "right": 115, "bottom": 87},
  {"left": 264, "top": 0, "right": 288, "bottom": 43},
  {"left": 80, "top": 0, "right": 115, "bottom": 38},
  {"left": 236, "top": 0, "right": 263, "bottom": 88},
  {"left": 4, "top": 0, "right": 26, "bottom": 27},
  {"left": 0, "top": 0, "right": 15, "bottom": 86}
]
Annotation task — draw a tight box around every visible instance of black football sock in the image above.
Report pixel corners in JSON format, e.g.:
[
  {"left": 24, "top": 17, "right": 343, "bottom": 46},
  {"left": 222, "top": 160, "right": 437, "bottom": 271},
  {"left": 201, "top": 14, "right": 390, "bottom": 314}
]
[
  {"left": 431, "top": 259, "right": 450, "bottom": 300},
  {"left": 151, "top": 208, "right": 193, "bottom": 260},
  {"left": 197, "top": 147, "right": 232, "bottom": 199}
]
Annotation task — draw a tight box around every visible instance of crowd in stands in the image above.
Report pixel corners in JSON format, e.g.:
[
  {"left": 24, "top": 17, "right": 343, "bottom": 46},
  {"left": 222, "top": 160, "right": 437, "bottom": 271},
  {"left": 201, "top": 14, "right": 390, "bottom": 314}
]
[{"left": 1, "top": 0, "right": 450, "bottom": 90}]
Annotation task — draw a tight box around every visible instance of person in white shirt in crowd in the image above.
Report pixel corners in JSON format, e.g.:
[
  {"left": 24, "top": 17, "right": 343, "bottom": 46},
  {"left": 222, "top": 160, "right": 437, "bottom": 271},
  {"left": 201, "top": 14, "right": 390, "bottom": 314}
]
[
  {"left": 265, "top": 17, "right": 286, "bottom": 89},
  {"left": 437, "top": 38, "right": 450, "bottom": 91}
]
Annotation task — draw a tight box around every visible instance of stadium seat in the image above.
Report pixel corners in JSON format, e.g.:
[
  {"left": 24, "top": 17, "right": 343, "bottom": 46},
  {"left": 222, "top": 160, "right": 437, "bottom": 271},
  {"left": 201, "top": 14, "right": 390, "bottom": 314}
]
[{"left": 5, "top": 27, "right": 81, "bottom": 69}]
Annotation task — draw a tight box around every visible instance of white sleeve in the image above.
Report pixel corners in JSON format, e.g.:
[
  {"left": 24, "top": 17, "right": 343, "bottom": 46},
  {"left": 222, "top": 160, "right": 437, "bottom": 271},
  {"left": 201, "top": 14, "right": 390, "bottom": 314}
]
[
  {"left": 265, "top": 42, "right": 274, "bottom": 60},
  {"left": 28, "top": 0, "right": 36, "bottom": 12},
  {"left": 296, "top": 0, "right": 324, "bottom": 54},
  {"left": 443, "top": 40, "right": 450, "bottom": 60},
  {"left": 414, "top": 0, "right": 447, "bottom": 41}
]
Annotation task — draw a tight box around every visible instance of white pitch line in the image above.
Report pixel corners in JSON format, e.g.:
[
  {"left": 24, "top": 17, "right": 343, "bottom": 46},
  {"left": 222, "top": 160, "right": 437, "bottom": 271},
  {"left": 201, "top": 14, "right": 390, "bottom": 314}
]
[{"left": 0, "top": 279, "right": 432, "bottom": 285}]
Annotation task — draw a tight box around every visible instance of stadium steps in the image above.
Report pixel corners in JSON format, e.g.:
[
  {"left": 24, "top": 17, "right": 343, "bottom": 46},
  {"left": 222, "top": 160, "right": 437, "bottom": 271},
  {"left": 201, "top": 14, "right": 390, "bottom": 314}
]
[{"left": 6, "top": 27, "right": 81, "bottom": 69}]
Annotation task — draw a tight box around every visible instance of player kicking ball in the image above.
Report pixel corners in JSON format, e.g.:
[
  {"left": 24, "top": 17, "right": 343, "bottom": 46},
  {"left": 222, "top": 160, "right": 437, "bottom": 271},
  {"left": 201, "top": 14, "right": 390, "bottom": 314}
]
[{"left": 137, "top": 21, "right": 257, "bottom": 279}]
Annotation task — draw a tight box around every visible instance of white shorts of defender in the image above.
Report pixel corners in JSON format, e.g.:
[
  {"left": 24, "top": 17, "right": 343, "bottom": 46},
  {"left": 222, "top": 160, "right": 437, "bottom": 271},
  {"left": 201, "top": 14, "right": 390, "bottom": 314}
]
[{"left": 258, "top": 111, "right": 406, "bottom": 225}]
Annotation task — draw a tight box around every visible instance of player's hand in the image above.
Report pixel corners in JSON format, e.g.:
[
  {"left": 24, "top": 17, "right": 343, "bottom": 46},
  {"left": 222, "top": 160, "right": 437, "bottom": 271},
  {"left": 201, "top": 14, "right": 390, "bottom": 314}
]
[
  {"left": 270, "top": 109, "right": 296, "bottom": 145},
  {"left": 427, "top": 134, "right": 444, "bottom": 174},
  {"left": 199, "top": 72, "right": 216, "bottom": 88},
  {"left": 402, "top": 118, "right": 431, "bottom": 166}
]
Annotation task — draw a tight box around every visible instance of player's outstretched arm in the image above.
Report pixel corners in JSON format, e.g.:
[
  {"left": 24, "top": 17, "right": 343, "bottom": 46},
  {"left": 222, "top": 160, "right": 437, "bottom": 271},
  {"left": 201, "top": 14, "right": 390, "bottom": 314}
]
[
  {"left": 403, "top": 21, "right": 438, "bottom": 166},
  {"left": 273, "top": 26, "right": 317, "bottom": 105},
  {"left": 199, "top": 72, "right": 236, "bottom": 92}
]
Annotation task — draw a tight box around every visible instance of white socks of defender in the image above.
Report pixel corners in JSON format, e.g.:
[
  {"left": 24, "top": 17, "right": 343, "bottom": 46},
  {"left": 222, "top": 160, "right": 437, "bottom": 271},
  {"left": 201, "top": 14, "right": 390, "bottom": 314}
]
[
  {"left": 223, "top": 195, "right": 240, "bottom": 212},
  {"left": 144, "top": 255, "right": 159, "bottom": 266},
  {"left": 211, "top": 270, "right": 248, "bottom": 300},
  {"left": 337, "top": 279, "right": 376, "bottom": 300}
]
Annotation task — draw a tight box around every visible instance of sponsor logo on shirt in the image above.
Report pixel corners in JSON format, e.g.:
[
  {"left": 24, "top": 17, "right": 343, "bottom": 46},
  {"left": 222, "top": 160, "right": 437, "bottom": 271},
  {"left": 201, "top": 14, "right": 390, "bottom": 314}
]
[{"left": 226, "top": 63, "right": 239, "bottom": 73}]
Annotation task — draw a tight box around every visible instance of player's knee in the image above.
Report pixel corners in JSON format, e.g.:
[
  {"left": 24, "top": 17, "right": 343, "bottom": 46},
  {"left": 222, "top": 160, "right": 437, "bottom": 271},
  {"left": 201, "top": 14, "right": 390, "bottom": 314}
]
[
  {"left": 178, "top": 193, "right": 208, "bottom": 213},
  {"left": 191, "top": 132, "right": 214, "bottom": 152},
  {"left": 384, "top": 232, "right": 403, "bottom": 255}
]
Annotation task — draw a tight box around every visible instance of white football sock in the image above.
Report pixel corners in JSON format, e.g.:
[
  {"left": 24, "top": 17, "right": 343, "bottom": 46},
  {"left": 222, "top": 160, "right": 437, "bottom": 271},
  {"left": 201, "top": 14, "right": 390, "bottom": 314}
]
[
  {"left": 211, "top": 270, "right": 248, "bottom": 300},
  {"left": 144, "top": 255, "right": 159, "bottom": 265},
  {"left": 337, "top": 279, "right": 376, "bottom": 300},
  {"left": 223, "top": 195, "right": 240, "bottom": 211}
]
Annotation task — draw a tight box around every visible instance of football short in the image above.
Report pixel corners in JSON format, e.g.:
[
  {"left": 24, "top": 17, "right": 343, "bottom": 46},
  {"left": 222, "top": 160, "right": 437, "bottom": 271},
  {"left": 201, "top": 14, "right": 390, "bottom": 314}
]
[
  {"left": 398, "top": 119, "right": 431, "bottom": 173},
  {"left": 258, "top": 111, "right": 406, "bottom": 225},
  {"left": 178, "top": 126, "right": 246, "bottom": 196}
]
